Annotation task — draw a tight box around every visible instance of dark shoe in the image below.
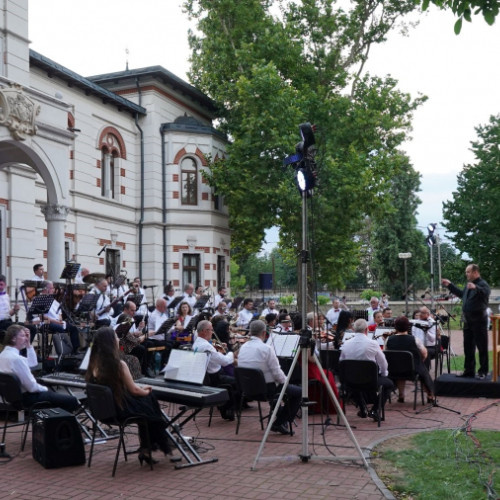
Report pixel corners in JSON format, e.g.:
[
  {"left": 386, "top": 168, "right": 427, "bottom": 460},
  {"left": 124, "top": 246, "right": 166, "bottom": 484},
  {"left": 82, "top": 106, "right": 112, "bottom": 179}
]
[
  {"left": 397, "top": 397, "right": 405, "bottom": 403},
  {"left": 368, "top": 409, "right": 383, "bottom": 422},
  {"left": 242, "top": 401, "right": 253, "bottom": 409},
  {"left": 138, "top": 453, "right": 158, "bottom": 466},
  {"left": 456, "top": 372, "right": 474, "bottom": 378},
  {"left": 427, "top": 396, "right": 436, "bottom": 404},
  {"left": 224, "top": 409, "right": 235, "bottom": 421},
  {"left": 271, "top": 422, "right": 290, "bottom": 435},
  {"left": 477, "top": 373, "right": 487, "bottom": 380},
  {"left": 357, "top": 407, "right": 367, "bottom": 418}
]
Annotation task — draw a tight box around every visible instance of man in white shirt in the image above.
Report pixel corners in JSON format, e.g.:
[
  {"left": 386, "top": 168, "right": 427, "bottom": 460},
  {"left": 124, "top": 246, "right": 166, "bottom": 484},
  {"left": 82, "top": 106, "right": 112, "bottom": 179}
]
[
  {"left": 235, "top": 298, "right": 255, "bottom": 330},
  {"left": 192, "top": 320, "right": 237, "bottom": 421},
  {"left": 0, "top": 274, "right": 20, "bottom": 335},
  {"left": 31, "top": 264, "right": 45, "bottom": 281},
  {"left": 177, "top": 283, "right": 196, "bottom": 312},
  {"left": 325, "top": 298, "right": 342, "bottom": 329},
  {"left": 147, "top": 298, "right": 174, "bottom": 366},
  {"left": 212, "top": 301, "right": 228, "bottom": 318},
  {"left": 213, "top": 286, "right": 227, "bottom": 309},
  {"left": 132, "top": 277, "right": 149, "bottom": 315},
  {"left": 261, "top": 299, "right": 279, "bottom": 317},
  {"left": 411, "top": 306, "right": 438, "bottom": 370},
  {"left": 92, "top": 278, "right": 115, "bottom": 327},
  {"left": 366, "top": 296, "right": 380, "bottom": 325},
  {"left": 237, "top": 320, "right": 301, "bottom": 435},
  {"left": 339, "top": 319, "right": 393, "bottom": 421},
  {"left": 0, "top": 324, "right": 79, "bottom": 412}
]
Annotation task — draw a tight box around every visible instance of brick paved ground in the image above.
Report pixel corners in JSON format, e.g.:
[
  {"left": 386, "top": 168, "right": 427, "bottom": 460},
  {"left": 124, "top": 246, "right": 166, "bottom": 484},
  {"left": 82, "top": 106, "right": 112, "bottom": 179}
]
[{"left": 0, "top": 330, "right": 498, "bottom": 500}]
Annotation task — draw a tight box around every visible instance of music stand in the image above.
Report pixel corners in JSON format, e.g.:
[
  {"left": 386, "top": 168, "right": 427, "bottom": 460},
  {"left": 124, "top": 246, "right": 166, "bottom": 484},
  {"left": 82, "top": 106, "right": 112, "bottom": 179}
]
[
  {"left": 128, "top": 294, "right": 144, "bottom": 308},
  {"left": 28, "top": 295, "right": 54, "bottom": 368},
  {"left": 60, "top": 262, "right": 80, "bottom": 281},
  {"left": 168, "top": 296, "right": 184, "bottom": 311},
  {"left": 157, "top": 317, "right": 176, "bottom": 342},
  {"left": 114, "top": 275, "right": 127, "bottom": 289},
  {"left": 193, "top": 295, "right": 209, "bottom": 311}
]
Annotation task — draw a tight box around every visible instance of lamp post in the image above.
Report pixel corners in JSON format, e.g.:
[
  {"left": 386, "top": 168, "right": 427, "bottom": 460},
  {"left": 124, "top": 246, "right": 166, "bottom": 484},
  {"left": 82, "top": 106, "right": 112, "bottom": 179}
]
[{"left": 398, "top": 252, "right": 412, "bottom": 316}]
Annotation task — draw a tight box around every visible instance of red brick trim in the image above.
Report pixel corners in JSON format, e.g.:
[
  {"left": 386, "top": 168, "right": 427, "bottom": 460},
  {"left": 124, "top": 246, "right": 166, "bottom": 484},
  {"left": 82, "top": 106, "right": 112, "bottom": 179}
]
[{"left": 98, "top": 126, "right": 127, "bottom": 159}]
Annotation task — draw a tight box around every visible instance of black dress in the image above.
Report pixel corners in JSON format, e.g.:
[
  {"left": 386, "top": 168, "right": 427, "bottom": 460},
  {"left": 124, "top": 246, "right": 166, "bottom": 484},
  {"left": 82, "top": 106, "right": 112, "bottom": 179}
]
[
  {"left": 385, "top": 334, "right": 434, "bottom": 394},
  {"left": 89, "top": 376, "right": 170, "bottom": 453}
]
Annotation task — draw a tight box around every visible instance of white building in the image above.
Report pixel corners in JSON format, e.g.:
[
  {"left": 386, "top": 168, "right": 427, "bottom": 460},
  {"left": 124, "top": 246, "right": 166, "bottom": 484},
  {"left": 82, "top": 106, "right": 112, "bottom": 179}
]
[{"left": 0, "top": 0, "right": 230, "bottom": 312}]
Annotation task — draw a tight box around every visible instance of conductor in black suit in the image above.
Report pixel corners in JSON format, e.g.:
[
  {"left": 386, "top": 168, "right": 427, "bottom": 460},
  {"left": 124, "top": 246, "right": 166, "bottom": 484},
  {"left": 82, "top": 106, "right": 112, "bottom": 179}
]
[{"left": 442, "top": 263, "right": 490, "bottom": 379}]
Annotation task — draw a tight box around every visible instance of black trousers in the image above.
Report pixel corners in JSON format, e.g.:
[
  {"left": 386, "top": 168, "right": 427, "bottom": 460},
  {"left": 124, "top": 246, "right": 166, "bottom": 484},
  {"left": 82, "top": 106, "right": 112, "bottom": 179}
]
[{"left": 463, "top": 318, "right": 488, "bottom": 375}]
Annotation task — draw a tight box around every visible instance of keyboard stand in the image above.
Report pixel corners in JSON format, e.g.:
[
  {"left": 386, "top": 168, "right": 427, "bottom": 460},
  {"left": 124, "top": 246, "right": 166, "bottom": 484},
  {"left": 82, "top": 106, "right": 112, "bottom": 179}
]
[{"left": 160, "top": 406, "right": 218, "bottom": 469}]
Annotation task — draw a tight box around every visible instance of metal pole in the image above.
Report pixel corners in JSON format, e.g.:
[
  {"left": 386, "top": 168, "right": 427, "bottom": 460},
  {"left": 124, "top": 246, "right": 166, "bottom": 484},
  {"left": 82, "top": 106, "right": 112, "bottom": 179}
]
[{"left": 404, "top": 259, "right": 408, "bottom": 316}]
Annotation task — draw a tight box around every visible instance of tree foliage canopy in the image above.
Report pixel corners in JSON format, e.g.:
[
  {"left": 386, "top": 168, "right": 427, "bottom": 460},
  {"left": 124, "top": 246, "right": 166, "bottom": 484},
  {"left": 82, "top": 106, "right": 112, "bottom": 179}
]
[
  {"left": 184, "top": 0, "right": 426, "bottom": 288},
  {"left": 442, "top": 114, "right": 500, "bottom": 284}
]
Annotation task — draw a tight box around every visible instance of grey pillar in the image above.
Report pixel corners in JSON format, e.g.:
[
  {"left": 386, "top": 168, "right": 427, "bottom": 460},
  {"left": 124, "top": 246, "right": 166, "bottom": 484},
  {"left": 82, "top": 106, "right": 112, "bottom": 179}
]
[{"left": 41, "top": 204, "right": 69, "bottom": 281}]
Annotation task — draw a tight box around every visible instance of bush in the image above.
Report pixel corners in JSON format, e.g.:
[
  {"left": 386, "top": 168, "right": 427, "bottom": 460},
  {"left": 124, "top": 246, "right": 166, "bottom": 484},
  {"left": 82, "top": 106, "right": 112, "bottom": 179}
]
[
  {"left": 317, "top": 295, "right": 331, "bottom": 306},
  {"left": 360, "top": 289, "right": 381, "bottom": 302}
]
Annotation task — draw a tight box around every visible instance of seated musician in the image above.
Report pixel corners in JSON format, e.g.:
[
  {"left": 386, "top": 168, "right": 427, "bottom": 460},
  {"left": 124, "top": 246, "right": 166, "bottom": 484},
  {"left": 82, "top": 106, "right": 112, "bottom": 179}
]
[
  {"left": 146, "top": 298, "right": 173, "bottom": 367},
  {"left": 212, "top": 300, "right": 228, "bottom": 318},
  {"left": 74, "top": 267, "right": 90, "bottom": 284},
  {"left": 115, "top": 300, "right": 153, "bottom": 378},
  {"left": 238, "top": 320, "right": 301, "bottom": 435},
  {"left": 108, "top": 275, "right": 129, "bottom": 318},
  {"left": 131, "top": 277, "right": 149, "bottom": 316},
  {"left": 177, "top": 283, "right": 196, "bottom": 313},
  {"left": 336, "top": 310, "right": 354, "bottom": 348},
  {"left": 0, "top": 324, "right": 79, "bottom": 412},
  {"left": 161, "top": 282, "right": 176, "bottom": 308},
  {"left": 29, "top": 281, "right": 80, "bottom": 354},
  {"left": 192, "top": 320, "right": 237, "bottom": 421},
  {"left": 385, "top": 316, "right": 435, "bottom": 404},
  {"left": 367, "top": 311, "right": 385, "bottom": 349},
  {"left": 235, "top": 298, "right": 255, "bottom": 331},
  {"left": 273, "top": 312, "right": 292, "bottom": 333},
  {"left": 0, "top": 275, "right": 20, "bottom": 336},
  {"left": 213, "top": 286, "right": 227, "bottom": 309},
  {"left": 410, "top": 306, "right": 438, "bottom": 370},
  {"left": 261, "top": 299, "right": 279, "bottom": 317},
  {"left": 169, "top": 301, "right": 193, "bottom": 344},
  {"left": 339, "top": 319, "right": 394, "bottom": 421},
  {"left": 31, "top": 264, "right": 45, "bottom": 281},
  {"left": 91, "top": 277, "right": 115, "bottom": 328}
]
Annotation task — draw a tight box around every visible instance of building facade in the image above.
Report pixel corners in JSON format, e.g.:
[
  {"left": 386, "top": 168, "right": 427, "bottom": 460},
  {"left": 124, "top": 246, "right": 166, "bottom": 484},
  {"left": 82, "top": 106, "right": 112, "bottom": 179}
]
[{"left": 0, "top": 0, "right": 230, "bottom": 313}]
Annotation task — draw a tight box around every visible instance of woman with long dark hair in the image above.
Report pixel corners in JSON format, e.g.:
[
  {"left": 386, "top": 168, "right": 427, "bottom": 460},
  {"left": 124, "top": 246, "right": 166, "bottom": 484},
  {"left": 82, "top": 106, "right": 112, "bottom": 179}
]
[{"left": 85, "top": 327, "right": 172, "bottom": 465}]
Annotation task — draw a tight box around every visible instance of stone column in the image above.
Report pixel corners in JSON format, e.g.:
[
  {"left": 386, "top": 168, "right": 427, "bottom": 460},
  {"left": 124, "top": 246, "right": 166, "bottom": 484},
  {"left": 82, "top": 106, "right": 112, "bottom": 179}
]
[{"left": 41, "top": 204, "right": 69, "bottom": 281}]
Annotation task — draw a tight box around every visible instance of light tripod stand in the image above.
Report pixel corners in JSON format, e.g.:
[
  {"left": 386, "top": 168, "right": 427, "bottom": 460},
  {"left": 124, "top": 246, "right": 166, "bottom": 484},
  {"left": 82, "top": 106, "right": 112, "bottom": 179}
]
[{"left": 252, "top": 129, "right": 367, "bottom": 468}]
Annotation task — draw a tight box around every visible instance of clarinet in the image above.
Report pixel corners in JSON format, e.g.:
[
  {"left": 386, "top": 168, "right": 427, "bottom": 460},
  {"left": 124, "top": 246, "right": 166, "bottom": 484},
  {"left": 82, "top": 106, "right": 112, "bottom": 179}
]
[{"left": 14, "top": 279, "right": 19, "bottom": 323}]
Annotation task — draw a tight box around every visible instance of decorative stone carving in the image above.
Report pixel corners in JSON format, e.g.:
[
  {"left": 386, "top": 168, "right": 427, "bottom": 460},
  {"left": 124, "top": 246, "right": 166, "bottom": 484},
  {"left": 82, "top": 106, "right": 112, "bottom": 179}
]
[
  {"left": 41, "top": 204, "right": 70, "bottom": 222},
  {"left": 187, "top": 236, "right": 196, "bottom": 249},
  {"left": 0, "top": 83, "right": 40, "bottom": 140}
]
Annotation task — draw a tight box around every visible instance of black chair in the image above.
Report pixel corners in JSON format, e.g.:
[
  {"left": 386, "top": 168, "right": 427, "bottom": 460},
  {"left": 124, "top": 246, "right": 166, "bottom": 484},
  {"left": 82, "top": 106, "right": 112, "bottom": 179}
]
[
  {"left": 234, "top": 367, "right": 292, "bottom": 435},
  {"left": 86, "top": 383, "right": 153, "bottom": 477},
  {"left": 0, "top": 372, "right": 51, "bottom": 451},
  {"left": 384, "top": 350, "right": 424, "bottom": 410},
  {"left": 319, "top": 349, "right": 341, "bottom": 376},
  {"left": 338, "top": 359, "right": 384, "bottom": 427}
]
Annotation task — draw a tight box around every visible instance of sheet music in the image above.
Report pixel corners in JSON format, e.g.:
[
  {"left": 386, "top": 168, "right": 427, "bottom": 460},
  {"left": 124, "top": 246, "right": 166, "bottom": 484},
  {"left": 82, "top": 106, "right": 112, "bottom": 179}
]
[
  {"left": 162, "top": 349, "right": 210, "bottom": 384},
  {"left": 266, "top": 333, "right": 300, "bottom": 357}
]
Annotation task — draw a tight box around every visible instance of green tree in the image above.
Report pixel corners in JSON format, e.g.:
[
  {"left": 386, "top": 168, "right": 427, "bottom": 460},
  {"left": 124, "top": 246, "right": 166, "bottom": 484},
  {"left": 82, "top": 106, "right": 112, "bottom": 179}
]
[
  {"left": 442, "top": 114, "right": 500, "bottom": 285},
  {"left": 184, "top": 0, "right": 426, "bottom": 292},
  {"left": 371, "top": 159, "right": 428, "bottom": 298},
  {"left": 437, "top": 240, "right": 467, "bottom": 287},
  {"left": 422, "top": 0, "right": 500, "bottom": 34}
]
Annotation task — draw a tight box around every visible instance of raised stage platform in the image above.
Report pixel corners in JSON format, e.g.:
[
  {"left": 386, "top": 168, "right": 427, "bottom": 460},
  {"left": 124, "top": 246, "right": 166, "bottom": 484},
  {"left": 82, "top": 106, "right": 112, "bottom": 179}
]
[{"left": 435, "top": 373, "right": 500, "bottom": 398}]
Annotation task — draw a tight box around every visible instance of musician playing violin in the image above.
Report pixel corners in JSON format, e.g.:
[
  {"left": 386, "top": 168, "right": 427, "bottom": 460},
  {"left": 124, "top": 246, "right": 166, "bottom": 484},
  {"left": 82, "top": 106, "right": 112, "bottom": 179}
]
[
  {"left": 367, "top": 311, "right": 385, "bottom": 349},
  {"left": 192, "top": 320, "right": 238, "bottom": 421},
  {"left": 147, "top": 298, "right": 173, "bottom": 367}
]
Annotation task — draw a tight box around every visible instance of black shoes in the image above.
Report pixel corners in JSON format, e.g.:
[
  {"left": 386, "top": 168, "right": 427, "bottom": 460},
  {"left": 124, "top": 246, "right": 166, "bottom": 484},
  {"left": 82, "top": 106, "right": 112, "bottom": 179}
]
[
  {"left": 368, "top": 407, "right": 384, "bottom": 422},
  {"left": 271, "top": 422, "right": 291, "bottom": 435},
  {"left": 138, "top": 453, "right": 158, "bottom": 466},
  {"left": 357, "top": 407, "right": 367, "bottom": 418},
  {"left": 477, "top": 373, "right": 487, "bottom": 380},
  {"left": 219, "top": 408, "right": 235, "bottom": 421}
]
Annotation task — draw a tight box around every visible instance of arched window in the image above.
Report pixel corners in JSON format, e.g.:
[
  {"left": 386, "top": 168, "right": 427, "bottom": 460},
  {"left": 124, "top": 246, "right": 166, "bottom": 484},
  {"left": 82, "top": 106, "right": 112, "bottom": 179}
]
[{"left": 181, "top": 157, "right": 198, "bottom": 205}]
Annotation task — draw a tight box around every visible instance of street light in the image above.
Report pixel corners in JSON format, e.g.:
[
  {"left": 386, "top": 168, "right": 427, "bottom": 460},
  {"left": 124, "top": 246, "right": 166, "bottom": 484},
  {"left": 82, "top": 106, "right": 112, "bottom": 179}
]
[{"left": 398, "top": 252, "right": 412, "bottom": 316}]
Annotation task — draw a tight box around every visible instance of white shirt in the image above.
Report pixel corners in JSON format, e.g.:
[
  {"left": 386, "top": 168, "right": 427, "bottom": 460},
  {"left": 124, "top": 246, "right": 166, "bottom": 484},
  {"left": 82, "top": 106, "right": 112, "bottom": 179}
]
[
  {"left": 0, "top": 346, "right": 48, "bottom": 393},
  {"left": 366, "top": 307, "right": 380, "bottom": 325},
  {"left": 261, "top": 307, "right": 279, "bottom": 317},
  {"left": 213, "top": 294, "right": 226, "bottom": 309},
  {"left": 325, "top": 307, "right": 341, "bottom": 326},
  {"left": 177, "top": 293, "right": 196, "bottom": 312},
  {"left": 93, "top": 291, "right": 114, "bottom": 320},
  {"left": 236, "top": 308, "right": 254, "bottom": 328},
  {"left": 147, "top": 308, "right": 171, "bottom": 341},
  {"left": 411, "top": 320, "right": 437, "bottom": 347},
  {"left": 192, "top": 336, "right": 234, "bottom": 374},
  {"left": 237, "top": 336, "right": 286, "bottom": 385},
  {"left": 0, "top": 292, "right": 11, "bottom": 320},
  {"left": 339, "top": 332, "right": 388, "bottom": 376}
]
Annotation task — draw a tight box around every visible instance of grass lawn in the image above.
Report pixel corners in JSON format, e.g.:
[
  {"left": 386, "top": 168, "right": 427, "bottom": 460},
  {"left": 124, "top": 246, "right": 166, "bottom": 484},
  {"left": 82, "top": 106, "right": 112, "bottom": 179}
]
[{"left": 372, "top": 429, "right": 500, "bottom": 499}]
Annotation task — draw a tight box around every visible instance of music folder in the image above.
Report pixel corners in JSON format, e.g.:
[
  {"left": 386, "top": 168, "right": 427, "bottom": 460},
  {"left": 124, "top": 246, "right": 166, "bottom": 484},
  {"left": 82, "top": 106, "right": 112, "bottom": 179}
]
[
  {"left": 266, "top": 333, "right": 300, "bottom": 358},
  {"left": 161, "top": 349, "right": 210, "bottom": 385}
]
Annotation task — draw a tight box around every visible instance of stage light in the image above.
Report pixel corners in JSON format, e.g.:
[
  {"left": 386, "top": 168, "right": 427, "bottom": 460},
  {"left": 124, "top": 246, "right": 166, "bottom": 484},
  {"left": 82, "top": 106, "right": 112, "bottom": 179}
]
[
  {"left": 426, "top": 223, "right": 437, "bottom": 247},
  {"left": 296, "top": 167, "right": 315, "bottom": 193}
]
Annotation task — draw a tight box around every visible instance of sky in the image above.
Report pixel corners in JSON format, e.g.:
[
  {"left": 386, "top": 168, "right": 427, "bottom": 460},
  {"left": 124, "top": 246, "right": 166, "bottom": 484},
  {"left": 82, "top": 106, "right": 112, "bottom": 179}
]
[{"left": 28, "top": 1, "right": 500, "bottom": 250}]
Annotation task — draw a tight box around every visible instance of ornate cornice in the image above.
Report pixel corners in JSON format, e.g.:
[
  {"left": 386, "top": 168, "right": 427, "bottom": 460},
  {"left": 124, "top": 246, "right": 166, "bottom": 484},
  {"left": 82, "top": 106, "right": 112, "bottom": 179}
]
[
  {"left": 41, "top": 204, "right": 70, "bottom": 221},
  {"left": 0, "top": 83, "right": 40, "bottom": 140}
]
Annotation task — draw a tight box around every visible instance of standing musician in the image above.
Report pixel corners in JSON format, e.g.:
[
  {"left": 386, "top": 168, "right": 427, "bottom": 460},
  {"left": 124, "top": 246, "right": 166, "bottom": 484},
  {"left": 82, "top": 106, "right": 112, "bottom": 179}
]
[
  {"left": 411, "top": 306, "right": 438, "bottom": 370},
  {"left": 367, "top": 311, "right": 385, "bottom": 349},
  {"left": 115, "top": 300, "right": 153, "bottom": 377},
  {"left": 261, "top": 299, "right": 279, "bottom": 317},
  {"left": 193, "top": 320, "right": 237, "bottom": 421},
  {"left": 177, "top": 283, "right": 196, "bottom": 312},
  {"left": 147, "top": 298, "right": 173, "bottom": 367},
  {"left": 442, "top": 264, "right": 490, "bottom": 380},
  {"left": 325, "top": 298, "right": 342, "bottom": 331},
  {"left": 91, "top": 277, "right": 115, "bottom": 328},
  {"left": 161, "top": 282, "right": 176, "bottom": 308},
  {"left": 0, "top": 275, "right": 20, "bottom": 336},
  {"left": 235, "top": 298, "right": 255, "bottom": 330},
  {"left": 237, "top": 320, "right": 301, "bottom": 435}
]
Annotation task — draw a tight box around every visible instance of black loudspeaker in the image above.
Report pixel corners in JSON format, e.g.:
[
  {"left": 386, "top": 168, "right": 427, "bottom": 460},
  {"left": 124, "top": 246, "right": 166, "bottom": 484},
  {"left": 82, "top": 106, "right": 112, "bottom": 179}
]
[
  {"left": 258, "top": 273, "right": 273, "bottom": 290},
  {"left": 32, "top": 408, "right": 85, "bottom": 469}
]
